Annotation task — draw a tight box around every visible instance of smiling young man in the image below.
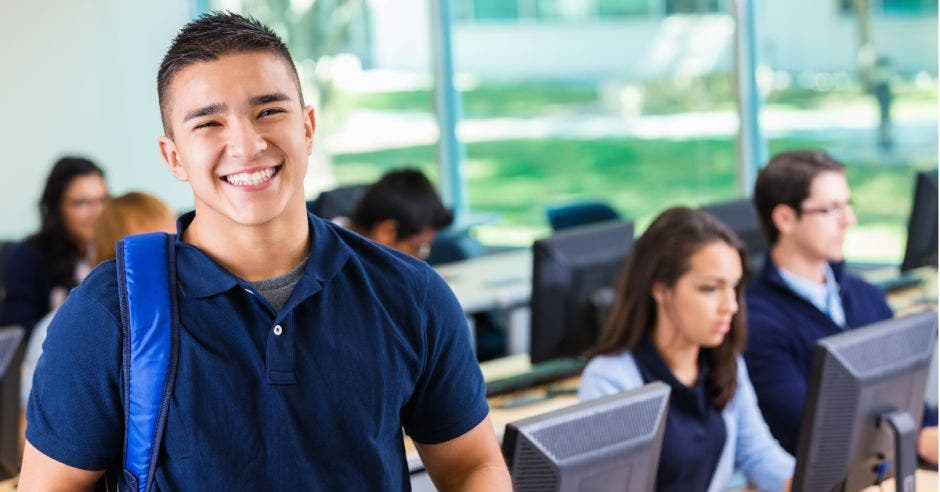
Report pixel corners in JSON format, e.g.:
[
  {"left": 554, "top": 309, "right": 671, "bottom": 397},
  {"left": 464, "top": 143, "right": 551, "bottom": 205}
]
[
  {"left": 19, "top": 12, "right": 510, "bottom": 491},
  {"left": 744, "top": 150, "right": 937, "bottom": 463}
]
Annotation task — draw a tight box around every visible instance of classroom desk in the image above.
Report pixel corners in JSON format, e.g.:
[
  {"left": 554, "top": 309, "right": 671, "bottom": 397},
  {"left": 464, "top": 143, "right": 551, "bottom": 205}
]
[
  {"left": 408, "top": 352, "right": 940, "bottom": 491},
  {"left": 863, "top": 470, "right": 937, "bottom": 491},
  {"left": 433, "top": 249, "right": 532, "bottom": 354},
  {"left": 860, "top": 265, "right": 938, "bottom": 315},
  {"left": 739, "top": 471, "right": 938, "bottom": 491},
  {"left": 404, "top": 354, "right": 578, "bottom": 475}
]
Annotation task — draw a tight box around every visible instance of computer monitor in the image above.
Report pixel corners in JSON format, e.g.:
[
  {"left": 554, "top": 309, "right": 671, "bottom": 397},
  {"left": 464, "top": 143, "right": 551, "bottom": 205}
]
[
  {"left": 0, "top": 325, "right": 23, "bottom": 479},
  {"left": 502, "top": 381, "right": 670, "bottom": 492},
  {"left": 700, "top": 198, "right": 767, "bottom": 269},
  {"left": 792, "top": 311, "right": 936, "bottom": 492},
  {"left": 900, "top": 170, "right": 937, "bottom": 272},
  {"left": 307, "top": 183, "right": 369, "bottom": 221},
  {"left": 530, "top": 220, "right": 634, "bottom": 364}
]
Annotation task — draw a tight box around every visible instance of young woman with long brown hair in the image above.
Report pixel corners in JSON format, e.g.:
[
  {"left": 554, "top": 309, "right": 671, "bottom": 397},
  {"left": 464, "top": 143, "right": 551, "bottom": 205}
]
[{"left": 579, "top": 207, "right": 793, "bottom": 492}]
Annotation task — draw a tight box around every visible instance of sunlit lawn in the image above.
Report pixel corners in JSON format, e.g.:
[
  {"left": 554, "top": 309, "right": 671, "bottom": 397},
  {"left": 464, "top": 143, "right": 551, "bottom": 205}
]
[
  {"left": 329, "top": 77, "right": 936, "bottom": 264},
  {"left": 332, "top": 136, "right": 934, "bottom": 264}
]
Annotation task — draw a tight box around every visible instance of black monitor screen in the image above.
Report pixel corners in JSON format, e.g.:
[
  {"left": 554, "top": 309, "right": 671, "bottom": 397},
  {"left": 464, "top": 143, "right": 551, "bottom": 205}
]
[
  {"left": 793, "top": 311, "right": 936, "bottom": 492},
  {"left": 530, "top": 220, "right": 634, "bottom": 364},
  {"left": 308, "top": 183, "right": 369, "bottom": 221},
  {"left": 502, "top": 381, "right": 670, "bottom": 492},
  {"left": 900, "top": 170, "right": 938, "bottom": 272},
  {"left": 700, "top": 198, "right": 767, "bottom": 267}
]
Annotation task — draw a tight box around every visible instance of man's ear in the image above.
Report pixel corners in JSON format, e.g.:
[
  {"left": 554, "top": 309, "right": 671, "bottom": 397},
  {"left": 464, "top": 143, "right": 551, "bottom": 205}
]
[
  {"left": 303, "top": 105, "right": 316, "bottom": 155},
  {"left": 771, "top": 203, "right": 798, "bottom": 237},
  {"left": 158, "top": 136, "right": 189, "bottom": 182},
  {"left": 370, "top": 219, "right": 399, "bottom": 247}
]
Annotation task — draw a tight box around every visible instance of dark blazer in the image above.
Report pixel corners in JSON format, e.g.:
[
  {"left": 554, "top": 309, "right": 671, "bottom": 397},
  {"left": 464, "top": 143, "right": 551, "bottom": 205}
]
[
  {"left": 744, "top": 259, "right": 896, "bottom": 453},
  {"left": 0, "top": 240, "right": 55, "bottom": 334}
]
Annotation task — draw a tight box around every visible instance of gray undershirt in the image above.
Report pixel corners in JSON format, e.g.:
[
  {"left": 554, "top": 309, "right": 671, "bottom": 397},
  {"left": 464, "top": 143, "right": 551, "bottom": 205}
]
[{"left": 247, "top": 257, "right": 308, "bottom": 313}]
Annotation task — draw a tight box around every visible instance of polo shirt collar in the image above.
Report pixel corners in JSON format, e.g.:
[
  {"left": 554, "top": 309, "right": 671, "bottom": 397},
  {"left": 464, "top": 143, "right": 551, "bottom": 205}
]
[
  {"left": 777, "top": 263, "right": 840, "bottom": 309},
  {"left": 633, "top": 335, "right": 712, "bottom": 417},
  {"left": 174, "top": 211, "right": 351, "bottom": 299}
]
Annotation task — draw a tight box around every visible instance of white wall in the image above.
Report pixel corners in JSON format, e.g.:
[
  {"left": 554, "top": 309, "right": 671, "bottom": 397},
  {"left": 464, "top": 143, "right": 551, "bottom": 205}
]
[{"left": 0, "top": 0, "right": 192, "bottom": 240}]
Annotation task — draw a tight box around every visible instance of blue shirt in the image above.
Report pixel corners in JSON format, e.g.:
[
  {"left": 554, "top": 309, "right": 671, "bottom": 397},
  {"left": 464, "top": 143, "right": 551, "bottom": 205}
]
[
  {"left": 777, "top": 264, "right": 846, "bottom": 328},
  {"left": 632, "top": 336, "right": 726, "bottom": 492},
  {"left": 27, "top": 212, "right": 489, "bottom": 490},
  {"left": 579, "top": 352, "right": 794, "bottom": 492}
]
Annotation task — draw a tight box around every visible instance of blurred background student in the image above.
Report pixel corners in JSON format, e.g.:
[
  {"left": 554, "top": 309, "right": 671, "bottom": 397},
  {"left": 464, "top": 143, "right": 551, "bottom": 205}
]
[
  {"left": 745, "top": 150, "right": 938, "bottom": 464},
  {"left": 19, "top": 191, "right": 177, "bottom": 457},
  {"left": 579, "top": 207, "right": 793, "bottom": 492},
  {"left": 348, "top": 167, "right": 453, "bottom": 260},
  {"left": 346, "top": 168, "right": 507, "bottom": 360},
  {"left": 0, "top": 157, "right": 109, "bottom": 335}
]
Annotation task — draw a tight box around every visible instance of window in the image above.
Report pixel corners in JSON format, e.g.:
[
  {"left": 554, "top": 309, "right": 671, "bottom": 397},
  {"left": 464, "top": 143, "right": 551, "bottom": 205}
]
[
  {"left": 839, "top": 0, "right": 938, "bottom": 14},
  {"left": 457, "top": 0, "right": 667, "bottom": 23},
  {"left": 597, "top": 0, "right": 653, "bottom": 17},
  {"left": 664, "top": 0, "right": 725, "bottom": 14}
]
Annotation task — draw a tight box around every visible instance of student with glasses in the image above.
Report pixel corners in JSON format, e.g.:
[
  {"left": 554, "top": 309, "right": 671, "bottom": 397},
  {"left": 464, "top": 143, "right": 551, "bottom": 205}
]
[
  {"left": 0, "top": 156, "right": 109, "bottom": 334},
  {"left": 349, "top": 168, "right": 453, "bottom": 261},
  {"left": 744, "top": 150, "right": 938, "bottom": 463}
]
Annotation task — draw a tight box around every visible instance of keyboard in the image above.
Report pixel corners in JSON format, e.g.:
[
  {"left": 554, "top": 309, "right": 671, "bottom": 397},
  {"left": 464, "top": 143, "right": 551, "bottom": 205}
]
[{"left": 485, "top": 356, "right": 586, "bottom": 397}]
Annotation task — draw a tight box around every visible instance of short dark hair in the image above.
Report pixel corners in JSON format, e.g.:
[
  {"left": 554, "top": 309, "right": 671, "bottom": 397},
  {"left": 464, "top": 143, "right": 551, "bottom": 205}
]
[
  {"left": 157, "top": 11, "right": 301, "bottom": 135},
  {"left": 351, "top": 168, "right": 454, "bottom": 240},
  {"left": 753, "top": 150, "right": 846, "bottom": 245},
  {"left": 590, "top": 207, "right": 748, "bottom": 411}
]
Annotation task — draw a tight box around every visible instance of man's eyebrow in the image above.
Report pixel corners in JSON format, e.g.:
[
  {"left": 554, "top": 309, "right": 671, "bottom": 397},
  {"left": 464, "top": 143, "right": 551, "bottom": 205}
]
[
  {"left": 183, "top": 103, "right": 226, "bottom": 122},
  {"left": 249, "top": 93, "right": 292, "bottom": 106}
]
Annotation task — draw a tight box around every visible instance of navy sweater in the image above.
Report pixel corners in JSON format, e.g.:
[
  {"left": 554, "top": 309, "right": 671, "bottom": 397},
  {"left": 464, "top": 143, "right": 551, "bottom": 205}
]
[
  {"left": 0, "top": 240, "right": 55, "bottom": 334},
  {"left": 744, "top": 259, "right": 936, "bottom": 454}
]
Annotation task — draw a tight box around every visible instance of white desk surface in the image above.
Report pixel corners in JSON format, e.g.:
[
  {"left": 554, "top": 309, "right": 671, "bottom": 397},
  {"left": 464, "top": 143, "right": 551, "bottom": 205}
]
[{"left": 434, "top": 249, "right": 532, "bottom": 314}]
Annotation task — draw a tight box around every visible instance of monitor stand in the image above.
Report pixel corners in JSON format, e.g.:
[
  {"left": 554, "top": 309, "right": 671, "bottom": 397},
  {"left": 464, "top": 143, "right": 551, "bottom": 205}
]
[{"left": 880, "top": 409, "right": 917, "bottom": 492}]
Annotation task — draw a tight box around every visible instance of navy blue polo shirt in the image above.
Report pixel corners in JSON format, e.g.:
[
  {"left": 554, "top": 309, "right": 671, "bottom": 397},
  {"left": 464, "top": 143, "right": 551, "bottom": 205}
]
[
  {"left": 633, "top": 336, "right": 726, "bottom": 492},
  {"left": 27, "top": 212, "right": 488, "bottom": 490}
]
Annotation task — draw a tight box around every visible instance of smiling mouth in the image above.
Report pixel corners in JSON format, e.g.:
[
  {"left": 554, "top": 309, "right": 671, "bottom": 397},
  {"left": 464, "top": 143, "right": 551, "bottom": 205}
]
[{"left": 221, "top": 165, "right": 282, "bottom": 186}]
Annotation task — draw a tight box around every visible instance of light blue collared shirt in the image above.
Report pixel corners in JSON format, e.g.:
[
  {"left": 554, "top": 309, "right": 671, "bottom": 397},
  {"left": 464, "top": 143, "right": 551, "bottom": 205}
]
[{"left": 778, "top": 264, "right": 846, "bottom": 328}]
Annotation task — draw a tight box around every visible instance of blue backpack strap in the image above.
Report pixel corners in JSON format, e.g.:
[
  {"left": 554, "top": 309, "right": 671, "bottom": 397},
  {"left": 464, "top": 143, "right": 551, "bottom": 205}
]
[{"left": 115, "top": 232, "right": 180, "bottom": 492}]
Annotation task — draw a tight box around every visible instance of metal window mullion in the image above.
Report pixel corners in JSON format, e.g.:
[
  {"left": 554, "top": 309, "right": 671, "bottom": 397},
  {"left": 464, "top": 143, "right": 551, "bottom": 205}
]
[
  {"left": 732, "top": 0, "right": 766, "bottom": 196},
  {"left": 430, "top": 0, "right": 469, "bottom": 219}
]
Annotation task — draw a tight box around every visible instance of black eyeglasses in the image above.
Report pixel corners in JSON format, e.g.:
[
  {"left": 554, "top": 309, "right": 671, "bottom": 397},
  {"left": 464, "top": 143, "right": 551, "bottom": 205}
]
[
  {"left": 799, "top": 199, "right": 853, "bottom": 219},
  {"left": 64, "top": 195, "right": 110, "bottom": 209}
]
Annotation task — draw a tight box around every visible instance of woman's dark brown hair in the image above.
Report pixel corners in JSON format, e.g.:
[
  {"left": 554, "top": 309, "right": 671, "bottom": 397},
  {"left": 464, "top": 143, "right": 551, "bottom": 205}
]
[
  {"left": 589, "top": 206, "right": 749, "bottom": 410},
  {"left": 29, "top": 156, "right": 105, "bottom": 290}
]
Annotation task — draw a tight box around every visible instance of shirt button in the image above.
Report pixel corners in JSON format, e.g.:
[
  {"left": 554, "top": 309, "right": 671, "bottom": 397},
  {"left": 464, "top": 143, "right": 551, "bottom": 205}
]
[{"left": 273, "top": 325, "right": 283, "bottom": 336}]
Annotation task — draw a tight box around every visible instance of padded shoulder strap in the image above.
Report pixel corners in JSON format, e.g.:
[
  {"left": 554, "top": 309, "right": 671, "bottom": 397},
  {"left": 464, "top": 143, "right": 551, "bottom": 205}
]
[{"left": 116, "top": 232, "right": 179, "bottom": 492}]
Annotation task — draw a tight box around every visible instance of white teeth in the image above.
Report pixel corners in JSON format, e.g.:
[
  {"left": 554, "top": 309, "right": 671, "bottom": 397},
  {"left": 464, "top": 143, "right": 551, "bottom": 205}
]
[{"left": 225, "top": 167, "right": 276, "bottom": 186}]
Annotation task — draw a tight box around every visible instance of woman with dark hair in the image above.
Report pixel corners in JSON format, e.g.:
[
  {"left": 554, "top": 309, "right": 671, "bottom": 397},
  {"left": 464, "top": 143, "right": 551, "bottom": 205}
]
[
  {"left": 579, "top": 207, "right": 793, "bottom": 492},
  {"left": 0, "top": 157, "right": 108, "bottom": 333}
]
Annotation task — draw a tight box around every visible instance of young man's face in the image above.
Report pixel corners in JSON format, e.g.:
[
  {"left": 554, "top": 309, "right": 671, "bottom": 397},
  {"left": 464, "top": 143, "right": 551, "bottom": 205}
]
[
  {"left": 786, "top": 170, "right": 856, "bottom": 263},
  {"left": 158, "top": 51, "right": 315, "bottom": 228}
]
